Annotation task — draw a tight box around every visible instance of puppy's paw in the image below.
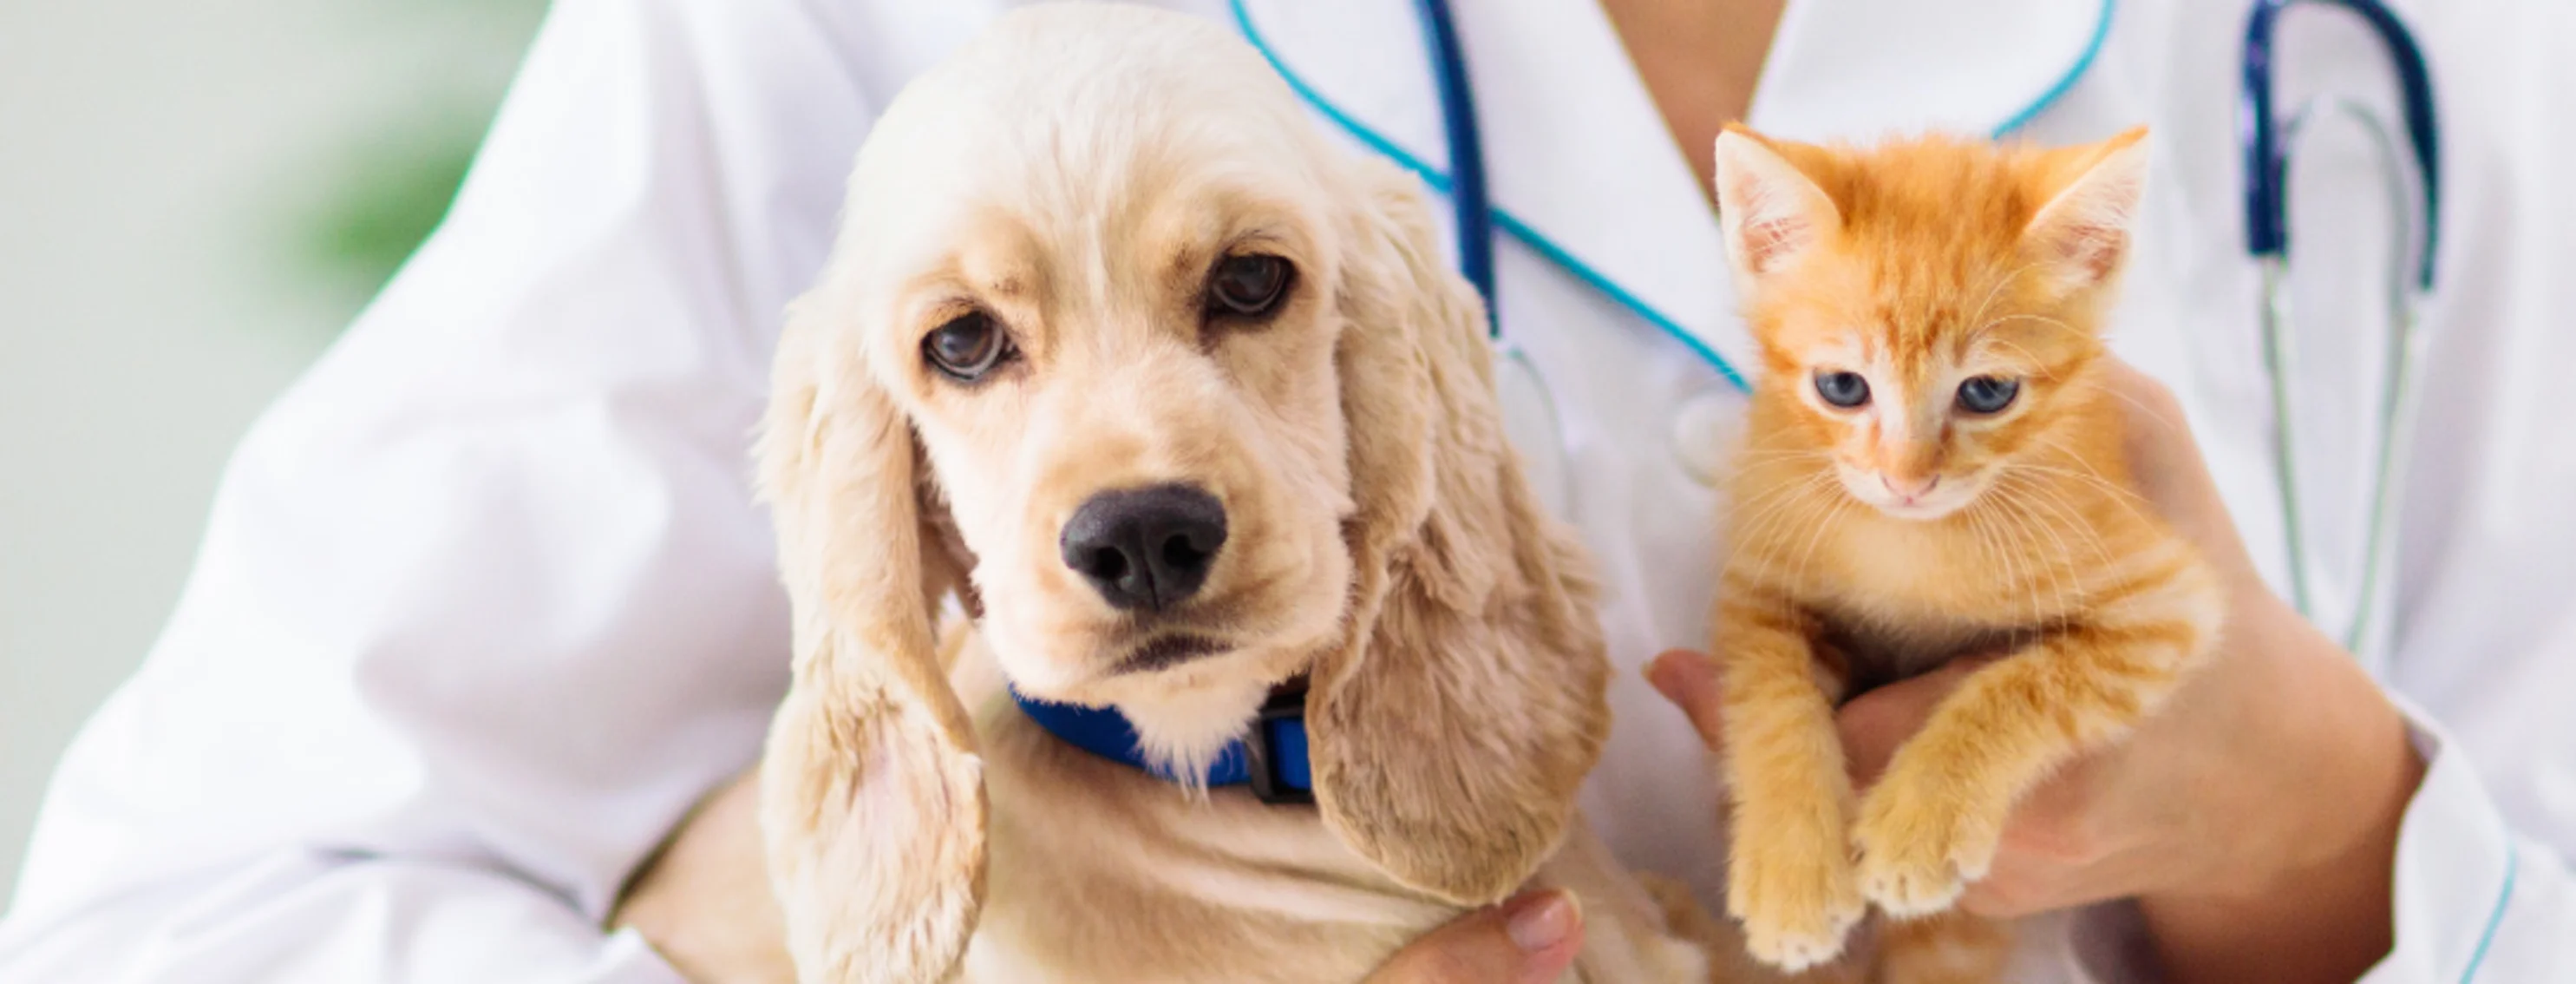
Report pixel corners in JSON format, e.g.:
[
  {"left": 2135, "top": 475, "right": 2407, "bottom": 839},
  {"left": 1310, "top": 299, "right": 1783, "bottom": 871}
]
[
  {"left": 1852, "top": 778, "right": 2001, "bottom": 917},
  {"left": 1726, "top": 833, "right": 1863, "bottom": 971}
]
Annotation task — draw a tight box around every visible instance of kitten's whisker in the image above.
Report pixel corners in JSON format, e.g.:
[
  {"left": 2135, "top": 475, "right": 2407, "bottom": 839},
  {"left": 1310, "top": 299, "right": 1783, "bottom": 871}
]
[
  {"left": 1989, "top": 493, "right": 2039, "bottom": 623},
  {"left": 1787, "top": 494, "right": 1854, "bottom": 605},
  {"left": 1997, "top": 472, "right": 2115, "bottom": 569},
  {"left": 2026, "top": 439, "right": 2155, "bottom": 501},
  {"left": 1979, "top": 338, "right": 2056, "bottom": 379},
  {"left": 2017, "top": 442, "right": 2154, "bottom": 508},
  {"left": 2013, "top": 454, "right": 2167, "bottom": 564},
  {"left": 1995, "top": 484, "right": 2085, "bottom": 617},
  {"left": 1729, "top": 449, "right": 1836, "bottom": 468},
  {"left": 1964, "top": 498, "right": 2018, "bottom": 622},
  {"left": 1976, "top": 312, "right": 2089, "bottom": 342},
  {"left": 1996, "top": 494, "right": 2059, "bottom": 622},
  {"left": 1728, "top": 473, "right": 1842, "bottom": 624},
  {"left": 1723, "top": 467, "right": 1836, "bottom": 522},
  {"left": 1732, "top": 482, "right": 1841, "bottom": 561},
  {"left": 2099, "top": 384, "right": 2185, "bottom": 436},
  {"left": 1962, "top": 497, "right": 2008, "bottom": 617},
  {"left": 1721, "top": 472, "right": 1842, "bottom": 571},
  {"left": 2009, "top": 469, "right": 2153, "bottom": 533},
  {"left": 1966, "top": 259, "right": 2050, "bottom": 337}
]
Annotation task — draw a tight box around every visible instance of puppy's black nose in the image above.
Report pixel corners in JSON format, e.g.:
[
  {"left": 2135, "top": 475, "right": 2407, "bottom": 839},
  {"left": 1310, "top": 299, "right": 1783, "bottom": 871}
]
[{"left": 1060, "top": 484, "right": 1227, "bottom": 612}]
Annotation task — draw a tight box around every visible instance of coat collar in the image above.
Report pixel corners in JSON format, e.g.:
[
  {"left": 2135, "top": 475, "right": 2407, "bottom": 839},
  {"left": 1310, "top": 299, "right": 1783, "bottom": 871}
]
[{"left": 1229, "top": 0, "right": 2113, "bottom": 385}]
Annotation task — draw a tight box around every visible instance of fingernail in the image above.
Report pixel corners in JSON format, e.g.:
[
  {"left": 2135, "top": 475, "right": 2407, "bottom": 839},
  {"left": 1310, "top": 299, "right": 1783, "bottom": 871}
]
[
  {"left": 1645, "top": 652, "right": 1708, "bottom": 705},
  {"left": 1644, "top": 653, "right": 1683, "bottom": 701},
  {"left": 1504, "top": 889, "right": 1579, "bottom": 953}
]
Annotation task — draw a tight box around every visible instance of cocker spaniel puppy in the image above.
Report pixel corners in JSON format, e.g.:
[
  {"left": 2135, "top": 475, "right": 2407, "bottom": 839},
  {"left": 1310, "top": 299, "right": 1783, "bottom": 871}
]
[{"left": 755, "top": 4, "right": 1717, "bottom": 981}]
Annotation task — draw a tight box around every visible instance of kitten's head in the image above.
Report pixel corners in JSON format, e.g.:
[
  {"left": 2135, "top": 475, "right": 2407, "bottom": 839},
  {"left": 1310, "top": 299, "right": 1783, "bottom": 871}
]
[{"left": 1714, "top": 125, "right": 2148, "bottom": 522}]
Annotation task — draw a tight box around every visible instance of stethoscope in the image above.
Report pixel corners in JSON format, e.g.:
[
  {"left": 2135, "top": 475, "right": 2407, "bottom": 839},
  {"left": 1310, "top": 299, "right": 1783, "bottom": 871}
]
[
  {"left": 1242, "top": 0, "right": 2440, "bottom": 658},
  {"left": 1400, "top": 1, "right": 1573, "bottom": 514},
  {"left": 1229, "top": 0, "right": 1758, "bottom": 517},
  {"left": 2242, "top": 0, "right": 2441, "bottom": 658},
  {"left": 1401, "top": 2, "right": 1581, "bottom": 515}
]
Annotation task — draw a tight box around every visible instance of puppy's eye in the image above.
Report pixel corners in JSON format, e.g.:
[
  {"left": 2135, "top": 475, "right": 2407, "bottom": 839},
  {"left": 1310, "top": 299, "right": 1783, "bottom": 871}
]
[
  {"left": 1955, "top": 375, "right": 2021, "bottom": 414},
  {"left": 1207, "top": 254, "right": 1293, "bottom": 318},
  {"left": 1814, "top": 371, "right": 1871, "bottom": 409},
  {"left": 923, "top": 312, "right": 1013, "bottom": 381}
]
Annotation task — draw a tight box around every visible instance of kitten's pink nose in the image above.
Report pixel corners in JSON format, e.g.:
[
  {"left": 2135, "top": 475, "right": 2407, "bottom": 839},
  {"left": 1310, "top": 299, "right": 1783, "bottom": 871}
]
[{"left": 1881, "top": 474, "right": 1939, "bottom": 502}]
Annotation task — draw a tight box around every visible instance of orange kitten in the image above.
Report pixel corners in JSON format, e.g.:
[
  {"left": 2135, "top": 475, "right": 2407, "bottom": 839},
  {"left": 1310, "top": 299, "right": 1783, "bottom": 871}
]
[{"left": 1702, "top": 125, "right": 2223, "bottom": 980}]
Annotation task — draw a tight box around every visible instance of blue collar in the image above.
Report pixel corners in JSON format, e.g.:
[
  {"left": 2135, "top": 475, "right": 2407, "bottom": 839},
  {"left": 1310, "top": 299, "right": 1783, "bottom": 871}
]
[{"left": 1012, "top": 681, "right": 1314, "bottom": 804}]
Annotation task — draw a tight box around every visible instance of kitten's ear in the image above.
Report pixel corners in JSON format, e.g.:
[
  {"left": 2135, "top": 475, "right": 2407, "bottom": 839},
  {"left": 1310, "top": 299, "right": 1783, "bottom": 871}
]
[
  {"left": 1714, "top": 125, "right": 1841, "bottom": 297},
  {"left": 2023, "top": 127, "right": 2150, "bottom": 293}
]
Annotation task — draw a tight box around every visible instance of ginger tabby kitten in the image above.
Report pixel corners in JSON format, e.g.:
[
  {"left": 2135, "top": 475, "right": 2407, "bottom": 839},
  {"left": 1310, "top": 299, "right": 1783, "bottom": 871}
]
[{"left": 1703, "top": 125, "right": 2224, "bottom": 981}]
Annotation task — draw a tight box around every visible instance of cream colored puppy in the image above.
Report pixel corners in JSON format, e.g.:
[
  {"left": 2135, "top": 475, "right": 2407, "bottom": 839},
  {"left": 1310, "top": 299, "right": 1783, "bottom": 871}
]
[{"left": 755, "top": 5, "right": 1717, "bottom": 981}]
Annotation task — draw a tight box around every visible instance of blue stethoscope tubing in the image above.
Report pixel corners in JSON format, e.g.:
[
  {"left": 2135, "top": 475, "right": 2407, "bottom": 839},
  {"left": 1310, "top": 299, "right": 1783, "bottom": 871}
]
[
  {"left": 2243, "top": 0, "right": 2440, "bottom": 290},
  {"left": 1408, "top": 0, "right": 1496, "bottom": 333},
  {"left": 2240, "top": 0, "right": 2441, "bottom": 655},
  {"left": 1225, "top": 0, "right": 1757, "bottom": 392}
]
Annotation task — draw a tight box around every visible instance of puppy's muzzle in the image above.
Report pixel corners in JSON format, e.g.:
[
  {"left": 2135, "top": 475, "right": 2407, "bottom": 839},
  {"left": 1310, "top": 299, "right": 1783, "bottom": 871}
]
[{"left": 1059, "top": 483, "right": 1227, "bottom": 613}]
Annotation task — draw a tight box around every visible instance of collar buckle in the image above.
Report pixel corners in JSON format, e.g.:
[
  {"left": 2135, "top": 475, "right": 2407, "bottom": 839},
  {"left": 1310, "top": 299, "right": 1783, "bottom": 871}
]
[{"left": 1244, "top": 680, "right": 1313, "bottom": 806}]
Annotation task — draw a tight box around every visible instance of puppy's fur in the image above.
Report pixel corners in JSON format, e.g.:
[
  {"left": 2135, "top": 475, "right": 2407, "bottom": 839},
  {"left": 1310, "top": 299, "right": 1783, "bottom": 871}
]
[{"left": 753, "top": 5, "right": 1716, "bottom": 982}]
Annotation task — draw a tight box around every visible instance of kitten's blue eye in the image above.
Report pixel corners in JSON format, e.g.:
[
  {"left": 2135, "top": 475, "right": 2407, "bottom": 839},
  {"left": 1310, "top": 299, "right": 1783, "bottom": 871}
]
[
  {"left": 1814, "top": 371, "right": 1871, "bottom": 409},
  {"left": 1956, "top": 376, "right": 2021, "bottom": 414}
]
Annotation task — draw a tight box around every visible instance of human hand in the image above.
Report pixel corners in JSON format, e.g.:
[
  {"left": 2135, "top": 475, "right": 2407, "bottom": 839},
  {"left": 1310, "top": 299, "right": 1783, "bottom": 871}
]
[
  {"left": 1361, "top": 889, "right": 1585, "bottom": 984},
  {"left": 610, "top": 768, "right": 796, "bottom": 984},
  {"left": 1652, "top": 361, "right": 2424, "bottom": 982},
  {"left": 612, "top": 771, "right": 1585, "bottom": 984}
]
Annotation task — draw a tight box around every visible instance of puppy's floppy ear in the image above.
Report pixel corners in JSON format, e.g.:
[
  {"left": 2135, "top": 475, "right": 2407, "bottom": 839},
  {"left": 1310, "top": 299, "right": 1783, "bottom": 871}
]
[
  {"left": 1306, "top": 158, "right": 1612, "bottom": 906},
  {"left": 755, "top": 291, "right": 984, "bottom": 984}
]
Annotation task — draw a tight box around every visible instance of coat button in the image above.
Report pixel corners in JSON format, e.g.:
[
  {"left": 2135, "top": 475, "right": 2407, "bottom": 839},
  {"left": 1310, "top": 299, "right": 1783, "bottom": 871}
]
[{"left": 1671, "top": 390, "right": 1745, "bottom": 488}]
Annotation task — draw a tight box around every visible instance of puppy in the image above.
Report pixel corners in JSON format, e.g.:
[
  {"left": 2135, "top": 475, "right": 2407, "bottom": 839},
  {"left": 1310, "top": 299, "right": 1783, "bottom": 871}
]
[{"left": 755, "top": 5, "right": 1718, "bottom": 981}]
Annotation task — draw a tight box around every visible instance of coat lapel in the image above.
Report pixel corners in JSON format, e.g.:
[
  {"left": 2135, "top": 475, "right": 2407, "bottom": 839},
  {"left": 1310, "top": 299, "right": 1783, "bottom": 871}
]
[{"left": 1752, "top": 0, "right": 2115, "bottom": 142}]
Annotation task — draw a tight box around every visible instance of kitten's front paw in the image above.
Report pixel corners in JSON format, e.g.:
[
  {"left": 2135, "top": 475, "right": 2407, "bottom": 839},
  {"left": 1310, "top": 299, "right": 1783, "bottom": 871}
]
[
  {"left": 1727, "top": 833, "right": 1864, "bottom": 970},
  {"left": 1852, "top": 777, "right": 2002, "bottom": 917}
]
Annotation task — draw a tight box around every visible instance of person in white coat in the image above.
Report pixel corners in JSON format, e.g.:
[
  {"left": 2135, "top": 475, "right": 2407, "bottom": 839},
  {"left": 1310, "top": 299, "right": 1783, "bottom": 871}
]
[{"left": 2, "top": 0, "right": 2567, "bottom": 981}]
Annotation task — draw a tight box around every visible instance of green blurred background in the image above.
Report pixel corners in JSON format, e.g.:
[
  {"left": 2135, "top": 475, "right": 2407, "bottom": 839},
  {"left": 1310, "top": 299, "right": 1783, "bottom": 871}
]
[
  {"left": 0, "top": 0, "right": 547, "bottom": 900},
  {"left": 289, "top": 1, "right": 549, "bottom": 315}
]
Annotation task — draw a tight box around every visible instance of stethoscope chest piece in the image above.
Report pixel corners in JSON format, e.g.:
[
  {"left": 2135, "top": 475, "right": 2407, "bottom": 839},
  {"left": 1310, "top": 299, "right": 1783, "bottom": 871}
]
[
  {"left": 1670, "top": 390, "right": 1747, "bottom": 489},
  {"left": 1494, "top": 340, "right": 1572, "bottom": 519}
]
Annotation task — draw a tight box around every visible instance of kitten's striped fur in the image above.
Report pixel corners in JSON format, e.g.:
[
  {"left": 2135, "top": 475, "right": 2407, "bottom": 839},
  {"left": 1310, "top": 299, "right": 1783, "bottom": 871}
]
[{"left": 1703, "top": 126, "right": 2221, "bottom": 982}]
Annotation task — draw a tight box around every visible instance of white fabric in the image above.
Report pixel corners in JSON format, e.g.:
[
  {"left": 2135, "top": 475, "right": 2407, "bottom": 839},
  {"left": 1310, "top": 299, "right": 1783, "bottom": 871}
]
[{"left": 4, "top": 0, "right": 2572, "bottom": 980}]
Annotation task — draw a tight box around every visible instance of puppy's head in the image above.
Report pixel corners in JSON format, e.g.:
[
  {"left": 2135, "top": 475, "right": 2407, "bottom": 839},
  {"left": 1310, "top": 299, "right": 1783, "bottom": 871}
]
[
  {"left": 822, "top": 21, "right": 1363, "bottom": 756},
  {"left": 755, "top": 6, "right": 1608, "bottom": 981}
]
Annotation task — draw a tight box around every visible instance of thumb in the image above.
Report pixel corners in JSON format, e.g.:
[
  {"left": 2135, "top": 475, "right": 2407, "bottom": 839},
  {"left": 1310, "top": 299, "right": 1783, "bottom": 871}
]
[
  {"left": 1645, "top": 649, "right": 1725, "bottom": 753},
  {"left": 1836, "top": 656, "right": 1988, "bottom": 788},
  {"left": 1363, "top": 889, "right": 1585, "bottom": 984}
]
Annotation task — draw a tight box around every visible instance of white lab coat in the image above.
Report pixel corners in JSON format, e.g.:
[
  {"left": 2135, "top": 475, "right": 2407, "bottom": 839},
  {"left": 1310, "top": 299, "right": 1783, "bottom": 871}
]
[{"left": 3, "top": 0, "right": 2569, "bottom": 980}]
